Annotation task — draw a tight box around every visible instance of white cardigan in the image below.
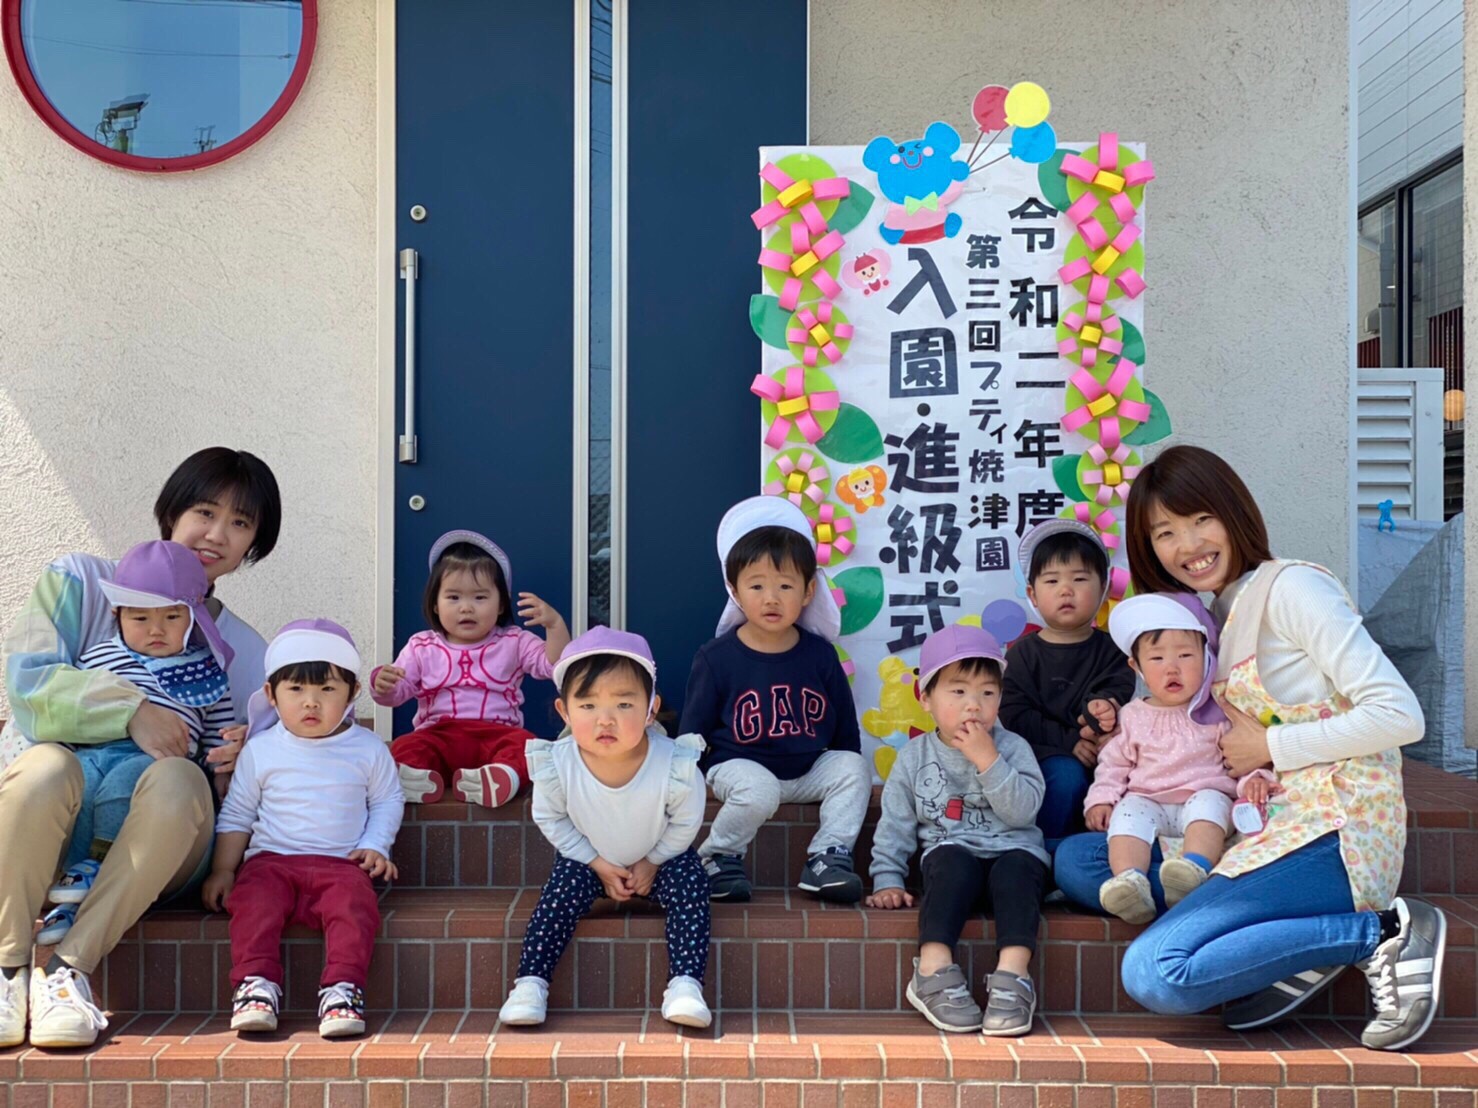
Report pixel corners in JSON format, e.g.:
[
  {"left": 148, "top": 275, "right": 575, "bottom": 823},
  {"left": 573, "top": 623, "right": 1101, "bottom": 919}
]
[{"left": 1212, "top": 563, "right": 1423, "bottom": 771}]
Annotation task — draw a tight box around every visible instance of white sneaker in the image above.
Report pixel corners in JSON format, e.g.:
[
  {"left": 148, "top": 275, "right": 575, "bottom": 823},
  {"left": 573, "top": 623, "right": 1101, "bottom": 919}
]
[
  {"left": 661, "top": 975, "right": 712, "bottom": 1029},
  {"left": 398, "top": 765, "right": 444, "bottom": 804},
  {"left": 498, "top": 976, "right": 549, "bottom": 1026},
  {"left": 0, "top": 969, "right": 27, "bottom": 1048},
  {"left": 1099, "top": 870, "right": 1157, "bottom": 925},
  {"left": 1159, "top": 857, "right": 1210, "bottom": 907},
  {"left": 29, "top": 965, "right": 107, "bottom": 1048},
  {"left": 456, "top": 764, "right": 520, "bottom": 809}
]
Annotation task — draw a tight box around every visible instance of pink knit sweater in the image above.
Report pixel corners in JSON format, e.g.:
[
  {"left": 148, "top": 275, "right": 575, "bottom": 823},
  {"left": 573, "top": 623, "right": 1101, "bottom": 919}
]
[
  {"left": 1085, "top": 698, "right": 1264, "bottom": 810},
  {"left": 369, "top": 627, "right": 554, "bottom": 730}
]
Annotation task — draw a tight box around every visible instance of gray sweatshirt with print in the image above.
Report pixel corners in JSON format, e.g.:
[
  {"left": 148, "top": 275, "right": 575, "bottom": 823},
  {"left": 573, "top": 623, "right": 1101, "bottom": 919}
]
[{"left": 869, "top": 727, "right": 1049, "bottom": 891}]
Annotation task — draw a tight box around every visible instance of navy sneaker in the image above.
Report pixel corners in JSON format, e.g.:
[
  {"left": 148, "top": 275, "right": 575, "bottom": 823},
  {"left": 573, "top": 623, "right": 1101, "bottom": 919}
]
[
  {"left": 797, "top": 848, "right": 863, "bottom": 904},
  {"left": 704, "top": 853, "right": 752, "bottom": 902}
]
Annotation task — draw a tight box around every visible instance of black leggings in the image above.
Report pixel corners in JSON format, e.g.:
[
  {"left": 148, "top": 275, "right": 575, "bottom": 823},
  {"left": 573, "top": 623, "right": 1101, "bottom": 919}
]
[{"left": 917, "top": 845, "right": 1049, "bottom": 953}]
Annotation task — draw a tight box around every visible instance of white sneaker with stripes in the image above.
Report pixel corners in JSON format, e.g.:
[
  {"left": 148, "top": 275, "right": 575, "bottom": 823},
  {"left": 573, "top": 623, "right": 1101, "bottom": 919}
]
[
  {"left": 1222, "top": 965, "right": 1347, "bottom": 1030},
  {"left": 1360, "top": 898, "right": 1446, "bottom": 1051}
]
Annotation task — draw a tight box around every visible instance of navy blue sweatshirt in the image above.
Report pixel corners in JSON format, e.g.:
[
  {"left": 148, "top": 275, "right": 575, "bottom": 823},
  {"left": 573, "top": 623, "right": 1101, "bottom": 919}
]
[{"left": 678, "top": 628, "right": 861, "bottom": 780}]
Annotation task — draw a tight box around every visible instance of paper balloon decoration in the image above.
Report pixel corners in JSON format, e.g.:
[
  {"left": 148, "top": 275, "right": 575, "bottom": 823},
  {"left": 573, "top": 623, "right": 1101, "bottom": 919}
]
[
  {"left": 1004, "top": 82, "right": 1050, "bottom": 128},
  {"left": 1010, "top": 121, "right": 1057, "bottom": 164},
  {"left": 980, "top": 599, "right": 1028, "bottom": 644},
  {"left": 971, "top": 85, "right": 1009, "bottom": 132}
]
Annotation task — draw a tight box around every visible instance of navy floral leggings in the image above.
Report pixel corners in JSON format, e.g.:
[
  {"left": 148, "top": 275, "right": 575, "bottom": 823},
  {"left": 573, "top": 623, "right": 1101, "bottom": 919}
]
[{"left": 516, "top": 848, "right": 711, "bottom": 982}]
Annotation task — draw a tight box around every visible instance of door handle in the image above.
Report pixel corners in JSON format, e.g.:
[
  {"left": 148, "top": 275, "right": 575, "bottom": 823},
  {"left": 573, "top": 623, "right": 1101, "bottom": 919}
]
[{"left": 399, "top": 247, "right": 420, "bottom": 463}]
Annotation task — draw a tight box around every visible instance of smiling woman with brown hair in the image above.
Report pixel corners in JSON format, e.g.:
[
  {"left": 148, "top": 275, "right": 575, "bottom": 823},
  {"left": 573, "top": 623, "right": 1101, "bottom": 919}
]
[
  {"left": 0, "top": 448, "right": 281, "bottom": 1050},
  {"left": 1054, "top": 445, "right": 1442, "bottom": 1052}
]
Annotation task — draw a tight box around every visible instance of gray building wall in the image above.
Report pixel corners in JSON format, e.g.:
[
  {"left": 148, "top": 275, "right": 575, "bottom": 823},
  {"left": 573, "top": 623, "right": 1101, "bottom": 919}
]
[
  {"left": 1358, "top": 0, "right": 1464, "bottom": 206},
  {"left": 812, "top": 0, "right": 1354, "bottom": 578}
]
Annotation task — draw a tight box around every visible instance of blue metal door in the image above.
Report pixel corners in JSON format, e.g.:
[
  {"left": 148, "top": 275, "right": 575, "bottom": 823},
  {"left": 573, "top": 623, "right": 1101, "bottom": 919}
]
[
  {"left": 394, "top": 0, "right": 806, "bottom": 731},
  {"left": 625, "top": 1, "right": 807, "bottom": 716},
  {"left": 394, "top": 1, "right": 574, "bottom": 736}
]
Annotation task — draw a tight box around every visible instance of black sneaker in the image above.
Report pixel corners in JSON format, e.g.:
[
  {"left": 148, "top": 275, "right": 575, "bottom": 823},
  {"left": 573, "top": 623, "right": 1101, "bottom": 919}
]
[
  {"left": 704, "top": 853, "right": 752, "bottom": 902},
  {"left": 797, "top": 848, "right": 863, "bottom": 904},
  {"left": 1222, "top": 966, "right": 1347, "bottom": 1031},
  {"left": 1360, "top": 898, "right": 1447, "bottom": 1051}
]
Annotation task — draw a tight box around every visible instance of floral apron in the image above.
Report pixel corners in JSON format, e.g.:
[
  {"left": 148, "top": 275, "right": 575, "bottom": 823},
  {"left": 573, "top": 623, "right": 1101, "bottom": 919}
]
[{"left": 1210, "top": 559, "right": 1405, "bottom": 913}]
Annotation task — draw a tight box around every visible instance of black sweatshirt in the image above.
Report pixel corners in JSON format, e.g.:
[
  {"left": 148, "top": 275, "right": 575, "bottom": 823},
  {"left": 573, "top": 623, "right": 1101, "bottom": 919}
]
[
  {"left": 1000, "top": 630, "right": 1139, "bottom": 761},
  {"left": 678, "top": 628, "right": 861, "bottom": 780}
]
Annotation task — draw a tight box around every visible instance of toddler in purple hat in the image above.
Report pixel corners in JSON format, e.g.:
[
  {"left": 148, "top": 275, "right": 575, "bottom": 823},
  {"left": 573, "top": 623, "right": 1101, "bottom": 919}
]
[
  {"left": 37, "top": 541, "right": 237, "bottom": 945},
  {"left": 500, "top": 628, "right": 712, "bottom": 1029},
  {"left": 867, "top": 624, "right": 1049, "bottom": 1037}
]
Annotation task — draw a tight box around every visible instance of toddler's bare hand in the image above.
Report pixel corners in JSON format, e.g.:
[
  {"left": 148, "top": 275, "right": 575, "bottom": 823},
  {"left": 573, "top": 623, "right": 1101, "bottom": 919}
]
[
  {"left": 1085, "top": 804, "right": 1113, "bottom": 832},
  {"left": 591, "top": 857, "right": 633, "bottom": 902},
  {"left": 865, "top": 887, "right": 914, "bottom": 909},
  {"left": 373, "top": 665, "right": 406, "bottom": 697},
  {"left": 1071, "top": 738, "right": 1099, "bottom": 767},
  {"left": 350, "top": 849, "right": 398, "bottom": 880}
]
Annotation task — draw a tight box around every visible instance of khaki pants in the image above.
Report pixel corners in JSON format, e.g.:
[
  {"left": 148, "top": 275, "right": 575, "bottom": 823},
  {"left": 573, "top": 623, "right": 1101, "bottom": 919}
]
[{"left": 0, "top": 744, "right": 213, "bottom": 973}]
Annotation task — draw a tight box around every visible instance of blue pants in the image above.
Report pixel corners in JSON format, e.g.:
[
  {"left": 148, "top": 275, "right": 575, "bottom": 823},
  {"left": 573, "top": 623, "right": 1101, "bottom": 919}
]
[
  {"left": 1037, "top": 755, "right": 1091, "bottom": 848},
  {"left": 1053, "top": 831, "right": 1169, "bottom": 915},
  {"left": 1119, "top": 833, "right": 1381, "bottom": 1014},
  {"left": 517, "top": 849, "right": 711, "bottom": 982},
  {"left": 66, "top": 740, "right": 156, "bottom": 868}
]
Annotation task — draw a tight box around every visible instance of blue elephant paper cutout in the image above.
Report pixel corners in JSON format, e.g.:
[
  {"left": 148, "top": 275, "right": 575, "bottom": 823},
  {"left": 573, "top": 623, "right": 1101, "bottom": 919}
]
[{"left": 862, "top": 122, "right": 970, "bottom": 246}]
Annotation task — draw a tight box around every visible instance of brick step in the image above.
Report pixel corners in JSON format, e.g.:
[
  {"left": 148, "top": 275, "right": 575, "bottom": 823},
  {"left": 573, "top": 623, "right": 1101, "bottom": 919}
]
[
  {"left": 95, "top": 890, "right": 1478, "bottom": 1020},
  {"left": 393, "top": 760, "right": 1478, "bottom": 894},
  {"left": 4, "top": 1009, "right": 1477, "bottom": 1108}
]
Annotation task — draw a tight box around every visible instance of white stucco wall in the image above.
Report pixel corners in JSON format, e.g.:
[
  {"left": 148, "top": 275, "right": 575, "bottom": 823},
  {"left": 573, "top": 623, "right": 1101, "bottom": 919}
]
[
  {"left": 0, "top": 0, "right": 378, "bottom": 717},
  {"left": 811, "top": 0, "right": 1354, "bottom": 580}
]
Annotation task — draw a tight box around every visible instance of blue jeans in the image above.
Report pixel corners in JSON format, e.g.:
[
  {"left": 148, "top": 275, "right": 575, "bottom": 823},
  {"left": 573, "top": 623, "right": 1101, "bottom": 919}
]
[
  {"left": 1120, "top": 833, "right": 1381, "bottom": 1014},
  {"left": 1037, "top": 755, "right": 1091, "bottom": 848},
  {"left": 1053, "top": 831, "right": 1168, "bottom": 915},
  {"left": 67, "top": 740, "right": 156, "bottom": 868}
]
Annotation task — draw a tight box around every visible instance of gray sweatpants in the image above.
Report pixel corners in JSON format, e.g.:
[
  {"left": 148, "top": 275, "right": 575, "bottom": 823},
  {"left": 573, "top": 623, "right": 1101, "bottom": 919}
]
[{"left": 699, "top": 750, "right": 872, "bottom": 859}]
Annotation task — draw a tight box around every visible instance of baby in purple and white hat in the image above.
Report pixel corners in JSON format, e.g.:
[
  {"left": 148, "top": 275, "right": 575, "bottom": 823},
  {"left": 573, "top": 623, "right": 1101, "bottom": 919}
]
[{"left": 38, "top": 540, "right": 239, "bottom": 944}]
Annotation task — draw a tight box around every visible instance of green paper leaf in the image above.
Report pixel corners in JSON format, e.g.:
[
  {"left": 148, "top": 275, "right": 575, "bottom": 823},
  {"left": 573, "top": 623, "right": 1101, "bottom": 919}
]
[
  {"left": 749, "top": 294, "right": 790, "bottom": 349},
  {"left": 1123, "top": 388, "right": 1172, "bottom": 446},
  {"left": 1037, "top": 148, "right": 1076, "bottom": 212},
  {"left": 827, "top": 180, "right": 876, "bottom": 236},
  {"left": 1053, "top": 453, "right": 1089, "bottom": 503},
  {"left": 833, "top": 567, "right": 884, "bottom": 636},
  {"left": 1120, "top": 318, "right": 1146, "bottom": 365},
  {"left": 815, "top": 403, "right": 883, "bottom": 463}
]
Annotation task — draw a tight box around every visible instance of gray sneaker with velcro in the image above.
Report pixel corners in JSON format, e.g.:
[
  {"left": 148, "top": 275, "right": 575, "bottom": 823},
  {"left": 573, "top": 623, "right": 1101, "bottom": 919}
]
[{"left": 905, "top": 960, "right": 983, "bottom": 1033}]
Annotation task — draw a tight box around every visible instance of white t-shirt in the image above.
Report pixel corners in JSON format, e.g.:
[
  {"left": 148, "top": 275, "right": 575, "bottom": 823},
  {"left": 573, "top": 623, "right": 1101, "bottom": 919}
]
[
  {"left": 216, "top": 721, "right": 405, "bottom": 860},
  {"left": 527, "top": 731, "right": 706, "bottom": 868}
]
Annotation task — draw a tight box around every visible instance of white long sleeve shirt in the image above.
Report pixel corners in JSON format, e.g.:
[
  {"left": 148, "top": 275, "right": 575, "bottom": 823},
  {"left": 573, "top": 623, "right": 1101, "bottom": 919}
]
[
  {"left": 1212, "top": 564, "right": 1424, "bottom": 771},
  {"left": 217, "top": 721, "right": 405, "bottom": 860},
  {"left": 527, "top": 731, "right": 706, "bottom": 867}
]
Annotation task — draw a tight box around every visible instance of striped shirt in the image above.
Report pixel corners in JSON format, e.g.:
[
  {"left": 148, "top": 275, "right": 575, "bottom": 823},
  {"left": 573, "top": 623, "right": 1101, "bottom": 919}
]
[{"left": 76, "top": 640, "right": 235, "bottom": 756}]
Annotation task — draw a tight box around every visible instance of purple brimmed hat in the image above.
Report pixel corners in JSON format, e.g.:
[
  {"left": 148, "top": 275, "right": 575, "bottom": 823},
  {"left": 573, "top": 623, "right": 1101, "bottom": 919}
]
[
  {"left": 917, "top": 624, "right": 1008, "bottom": 693},
  {"left": 430, "top": 530, "right": 513, "bottom": 593},
  {"left": 1108, "top": 593, "right": 1225, "bottom": 725},
  {"left": 714, "top": 496, "right": 842, "bottom": 641},
  {"left": 552, "top": 627, "right": 658, "bottom": 711},
  {"left": 247, "top": 619, "right": 362, "bottom": 737},
  {"left": 99, "top": 541, "right": 234, "bottom": 670}
]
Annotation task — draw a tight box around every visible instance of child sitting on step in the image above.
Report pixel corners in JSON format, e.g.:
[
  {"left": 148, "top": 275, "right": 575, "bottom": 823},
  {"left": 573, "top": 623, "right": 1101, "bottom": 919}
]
[
  {"left": 868, "top": 624, "right": 1049, "bottom": 1037},
  {"left": 39, "top": 541, "right": 236, "bottom": 944},
  {"left": 1085, "top": 593, "right": 1273, "bottom": 924},
  {"left": 681, "top": 496, "right": 870, "bottom": 904},
  {"left": 371, "top": 530, "right": 570, "bottom": 808},
  {"left": 206, "top": 620, "right": 404, "bottom": 1039},
  {"left": 499, "top": 628, "right": 712, "bottom": 1029}
]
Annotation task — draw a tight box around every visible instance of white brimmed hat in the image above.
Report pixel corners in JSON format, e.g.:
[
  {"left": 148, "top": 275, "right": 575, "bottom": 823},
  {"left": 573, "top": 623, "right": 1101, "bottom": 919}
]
[
  {"left": 248, "top": 618, "right": 362, "bottom": 737},
  {"left": 1108, "top": 593, "right": 1224, "bottom": 725},
  {"left": 714, "top": 496, "right": 842, "bottom": 641}
]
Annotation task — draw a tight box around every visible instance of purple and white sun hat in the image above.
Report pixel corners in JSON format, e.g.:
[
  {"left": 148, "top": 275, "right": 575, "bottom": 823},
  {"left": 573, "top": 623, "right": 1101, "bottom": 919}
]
[
  {"left": 429, "top": 530, "right": 513, "bottom": 593},
  {"left": 552, "top": 626, "right": 658, "bottom": 711},
  {"left": 99, "top": 540, "right": 234, "bottom": 670},
  {"left": 917, "top": 624, "right": 1008, "bottom": 693},
  {"left": 713, "top": 496, "right": 842, "bottom": 641},
  {"left": 1108, "top": 593, "right": 1225, "bottom": 725},
  {"left": 247, "top": 619, "right": 363, "bottom": 737}
]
